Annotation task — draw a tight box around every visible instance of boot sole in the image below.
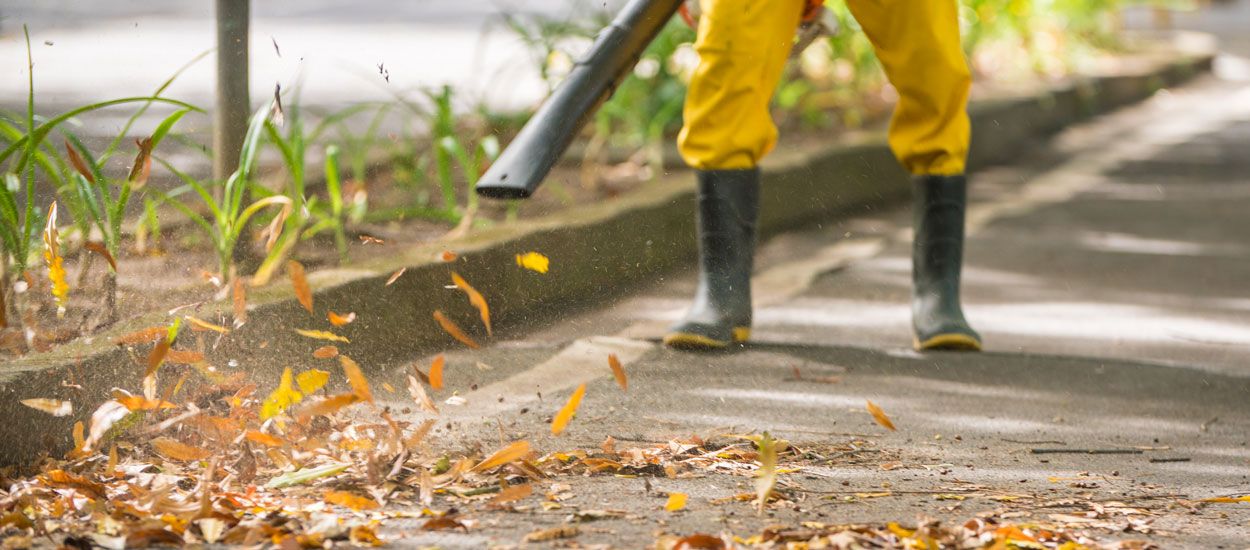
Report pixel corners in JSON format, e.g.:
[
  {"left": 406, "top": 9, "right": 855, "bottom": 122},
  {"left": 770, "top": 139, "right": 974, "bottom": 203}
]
[
  {"left": 914, "top": 333, "right": 982, "bottom": 352},
  {"left": 662, "top": 327, "right": 751, "bottom": 350}
]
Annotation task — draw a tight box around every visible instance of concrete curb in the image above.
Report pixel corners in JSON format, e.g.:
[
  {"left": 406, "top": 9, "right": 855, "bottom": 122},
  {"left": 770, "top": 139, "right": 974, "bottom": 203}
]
[{"left": 0, "top": 52, "right": 1213, "bottom": 465}]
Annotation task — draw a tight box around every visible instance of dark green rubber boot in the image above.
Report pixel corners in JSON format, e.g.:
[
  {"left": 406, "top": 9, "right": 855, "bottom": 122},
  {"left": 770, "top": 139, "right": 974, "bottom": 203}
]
[
  {"left": 912, "top": 174, "right": 982, "bottom": 351},
  {"left": 663, "top": 169, "right": 759, "bottom": 350}
]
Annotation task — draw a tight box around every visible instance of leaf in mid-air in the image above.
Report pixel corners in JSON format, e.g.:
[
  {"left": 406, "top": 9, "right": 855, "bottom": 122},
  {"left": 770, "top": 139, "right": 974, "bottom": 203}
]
[
  {"left": 551, "top": 384, "right": 586, "bottom": 436},
  {"left": 866, "top": 399, "right": 897, "bottom": 431}
]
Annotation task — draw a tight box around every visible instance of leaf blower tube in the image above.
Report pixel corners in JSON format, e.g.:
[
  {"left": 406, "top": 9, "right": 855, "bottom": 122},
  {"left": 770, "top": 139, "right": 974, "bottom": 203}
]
[{"left": 475, "top": 0, "right": 685, "bottom": 199}]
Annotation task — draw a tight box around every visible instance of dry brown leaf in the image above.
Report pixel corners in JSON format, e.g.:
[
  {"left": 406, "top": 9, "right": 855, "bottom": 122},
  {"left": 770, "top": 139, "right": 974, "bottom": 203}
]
[
  {"left": 407, "top": 375, "right": 438, "bottom": 414},
  {"left": 83, "top": 241, "right": 117, "bottom": 271},
  {"left": 429, "top": 354, "right": 445, "bottom": 390},
  {"left": 295, "top": 328, "right": 349, "bottom": 343},
  {"left": 232, "top": 276, "right": 248, "bottom": 327},
  {"left": 63, "top": 138, "right": 94, "bottom": 183},
  {"left": 128, "top": 137, "right": 153, "bottom": 188},
  {"left": 489, "top": 483, "right": 533, "bottom": 506},
  {"left": 312, "top": 345, "right": 339, "bottom": 359},
  {"left": 524, "top": 526, "right": 579, "bottom": 542},
  {"left": 145, "top": 339, "right": 171, "bottom": 377},
  {"left": 866, "top": 399, "right": 897, "bottom": 431},
  {"left": 151, "top": 437, "right": 210, "bottom": 461},
  {"left": 385, "top": 268, "right": 406, "bottom": 286},
  {"left": 551, "top": 384, "right": 586, "bottom": 436},
  {"left": 328, "top": 311, "right": 356, "bottom": 326},
  {"left": 674, "top": 534, "right": 727, "bottom": 550},
  {"left": 451, "top": 272, "right": 491, "bottom": 336},
  {"left": 421, "top": 516, "right": 467, "bottom": 532},
  {"left": 294, "top": 393, "right": 359, "bottom": 420},
  {"left": 471, "top": 440, "right": 531, "bottom": 472},
  {"left": 115, "top": 326, "right": 166, "bottom": 345},
  {"left": 186, "top": 316, "right": 229, "bottom": 334},
  {"left": 326, "top": 490, "right": 379, "bottom": 511},
  {"left": 432, "top": 310, "right": 480, "bottom": 349},
  {"left": 19, "top": 398, "right": 72, "bottom": 417},
  {"left": 287, "top": 260, "right": 313, "bottom": 313},
  {"left": 244, "top": 430, "right": 285, "bottom": 447},
  {"left": 608, "top": 354, "right": 627, "bottom": 391},
  {"left": 339, "top": 356, "right": 373, "bottom": 403}
]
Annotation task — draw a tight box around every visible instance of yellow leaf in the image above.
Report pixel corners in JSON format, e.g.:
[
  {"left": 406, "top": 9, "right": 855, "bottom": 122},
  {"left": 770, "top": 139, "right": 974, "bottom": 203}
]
[
  {"left": 755, "top": 432, "right": 777, "bottom": 514},
  {"left": 887, "top": 522, "right": 914, "bottom": 538},
  {"left": 288, "top": 260, "right": 313, "bottom": 313},
  {"left": 20, "top": 398, "right": 72, "bottom": 417},
  {"left": 665, "top": 492, "right": 688, "bottom": 512},
  {"left": 295, "top": 328, "right": 349, "bottom": 343},
  {"left": 1202, "top": 496, "right": 1250, "bottom": 503},
  {"left": 451, "top": 272, "right": 491, "bottom": 336},
  {"left": 432, "top": 310, "right": 480, "bottom": 349},
  {"left": 186, "top": 316, "right": 230, "bottom": 334},
  {"left": 471, "top": 440, "right": 531, "bottom": 472},
  {"left": 325, "top": 490, "right": 379, "bottom": 511},
  {"left": 339, "top": 356, "right": 373, "bottom": 402},
  {"left": 328, "top": 311, "right": 356, "bottom": 326},
  {"left": 429, "top": 354, "right": 445, "bottom": 390},
  {"left": 866, "top": 400, "right": 897, "bottom": 431},
  {"left": 608, "top": 354, "right": 627, "bottom": 391},
  {"left": 515, "top": 252, "right": 550, "bottom": 274},
  {"left": 551, "top": 384, "right": 586, "bottom": 436},
  {"left": 151, "top": 437, "right": 210, "bottom": 461},
  {"left": 296, "top": 369, "right": 330, "bottom": 394},
  {"left": 260, "top": 367, "right": 304, "bottom": 420},
  {"left": 42, "top": 201, "right": 68, "bottom": 315}
]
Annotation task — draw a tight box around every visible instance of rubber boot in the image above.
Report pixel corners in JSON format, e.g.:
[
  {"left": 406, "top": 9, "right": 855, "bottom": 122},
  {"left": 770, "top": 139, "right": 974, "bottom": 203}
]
[
  {"left": 663, "top": 169, "right": 759, "bottom": 350},
  {"left": 912, "top": 174, "right": 982, "bottom": 351}
]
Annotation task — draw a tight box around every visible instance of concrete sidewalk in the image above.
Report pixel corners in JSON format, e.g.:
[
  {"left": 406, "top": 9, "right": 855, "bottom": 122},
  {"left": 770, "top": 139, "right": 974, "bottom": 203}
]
[{"left": 375, "top": 72, "right": 1250, "bottom": 547}]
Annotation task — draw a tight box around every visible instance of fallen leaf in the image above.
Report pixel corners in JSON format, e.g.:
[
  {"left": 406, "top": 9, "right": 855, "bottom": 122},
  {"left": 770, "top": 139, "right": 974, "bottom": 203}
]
[
  {"left": 115, "top": 326, "right": 167, "bottom": 345},
  {"left": 432, "top": 310, "right": 479, "bottom": 349},
  {"left": 665, "top": 492, "right": 688, "bottom": 512},
  {"left": 151, "top": 437, "right": 210, "bottom": 461},
  {"left": 866, "top": 399, "right": 897, "bottom": 431},
  {"left": 358, "top": 234, "right": 384, "bottom": 245},
  {"left": 232, "top": 276, "right": 247, "bottom": 327},
  {"left": 296, "top": 368, "right": 330, "bottom": 394},
  {"left": 63, "top": 138, "right": 94, "bottom": 183},
  {"left": 407, "top": 375, "right": 438, "bottom": 414},
  {"left": 244, "top": 430, "right": 284, "bottom": 447},
  {"left": 164, "top": 349, "right": 205, "bottom": 364},
  {"left": 145, "top": 339, "right": 171, "bottom": 377},
  {"left": 339, "top": 356, "right": 373, "bottom": 402},
  {"left": 20, "top": 398, "right": 72, "bottom": 417},
  {"left": 385, "top": 268, "right": 406, "bottom": 286},
  {"left": 260, "top": 367, "right": 303, "bottom": 420},
  {"left": 551, "top": 384, "right": 586, "bottom": 436},
  {"left": 451, "top": 272, "right": 491, "bottom": 335},
  {"left": 524, "top": 526, "right": 579, "bottom": 542},
  {"left": 43, "top": 469, "right": 107, "bottom": 499},
  {"left": 755, "top": 431, "right": 777, "bottom": 514},
  {"left": 312, "top": 345, "right": 339, "bottom": 359},
  {"left": 421, "top": 516, "right": 467, "bottom": 531},
  {"left": 674, "top": 534, "right": 727, "bottom": 550},
  {"left": 437, "top": 250, "right": 458, "bottom": 262},
  {"left": 1202, "top": 496, "right": 1250, "bottom": 503},
  {"left": 115, "top": 395, "right": 176, "bottom": 411},
  {"left": 266, "top": 463, "right": 349, "bottom": 488},
  {"left": 490, "top": 483, "right": 533, "bottom": 506},
  {"left": 381, "top": 382, "right": 396, "bottom": 393},
  {"left": 429, "top": 354, "right": 445, "bottom": 390},
  {"left": 185, "top": 316, "right": 229, "bottom": 334},
  {"left": 471, "top": 440, "right": 531, "bottom": 472},
  {"left": 288, "top": 260, "right": 313, "bottom": 313},
  {"left": 350, "top": 525, "right": 383, "bottom": 546},
  {"left": 325, "top": 490, "right": 380, "bottom": 511},
  {"left": 128, "top": 137, "right": 153, "bottom": 188},
  {"left": 83, "top": 241, "right": 117, "bottom": 272},
  {"left": 608, "top": 354, "right": 627, "bottom": 391},
  {"left": 294, "top": 393, "right": 359, "bottom": 420},
  {"left": 516, "top": 251, "right": 550, "bottom": 274},
  {"left": 85, "top": 400, "right": 131, "bottom": 451},
  {"left": 328, "top": 311, "right": 356, "bottom": 326},
  {"left": 295, "top": 328, "right": 349, "bottom": 343}
]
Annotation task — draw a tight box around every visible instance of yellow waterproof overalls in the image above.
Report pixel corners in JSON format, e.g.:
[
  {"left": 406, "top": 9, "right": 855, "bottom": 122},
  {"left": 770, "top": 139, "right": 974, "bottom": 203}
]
[{"left": 677, "top": 0, "right": 972, "bottom": 176}]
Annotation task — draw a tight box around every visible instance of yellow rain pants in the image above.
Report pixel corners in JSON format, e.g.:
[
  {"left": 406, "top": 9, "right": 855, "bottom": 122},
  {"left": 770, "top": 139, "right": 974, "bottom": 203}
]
[{"left": 677, "top": 0, "right": 972, "bottom": 176}]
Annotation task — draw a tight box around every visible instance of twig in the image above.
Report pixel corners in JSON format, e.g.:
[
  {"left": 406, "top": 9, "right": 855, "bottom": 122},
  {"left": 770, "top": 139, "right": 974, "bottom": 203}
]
[
  {"left": 1002, "top": 439, "right": 1067, "bottom": 445},
  {"left": 1149, "top": 457, "right": 1191, "bottom": 463},
  {"left": 1030, "top": 448, "right": 1143, "bottom": 455}
]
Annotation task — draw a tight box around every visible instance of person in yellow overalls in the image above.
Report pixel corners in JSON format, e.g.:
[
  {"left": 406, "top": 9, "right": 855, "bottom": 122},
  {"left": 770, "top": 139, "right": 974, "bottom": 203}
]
[{"left": 663, "top": 0, "right": 981, "bottom": 352}]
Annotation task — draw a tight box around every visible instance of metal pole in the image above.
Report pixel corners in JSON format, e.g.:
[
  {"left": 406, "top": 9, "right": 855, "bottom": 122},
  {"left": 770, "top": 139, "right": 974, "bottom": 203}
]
[{"left": 214, "top": 0, "right": 250, "bottom": 183}]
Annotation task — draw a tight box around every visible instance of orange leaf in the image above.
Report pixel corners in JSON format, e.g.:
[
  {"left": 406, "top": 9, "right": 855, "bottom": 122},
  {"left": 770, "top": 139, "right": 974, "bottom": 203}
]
[
  {"left": 151, "top": 437, "right": 210, "bottom": 461},
  {"left": 489, "top": 483, "right": 533, "bottom": 506},
  {"left": 245, "top": 430, "right": 285, "bottom": 447},
  {"left": 385, "top": 267, "right": 406, "bottom": 286},
  {"left": 407, "top": 375, "right": 438, "bottom": 414},
  {"left": 421, "top": 516, "right": 467, "bottom": 531},
  {"left": 287, "top": 260, "right": 313, "bottom": 313},
  {"left": 295, "top": 393, "right": 359, "bottom": 420},
  {"left": 437, "top": 250, "right": 458, "bottom": 262},
  {"left": 63, "top": 138, "right": 94, "bottom": 183},
  {"left": 165, "top": 349, "right": 205, "bottom": 365},
  {"left": 146, "top": 339, "right": 170, "bottom": 377},
  {"left": 674, "top": 534, "right": 727, "bottom": 550},
  {"left": 186, "top": 316, "right": 229, "bottom": 334},
  {"left": 451, "top": 272, "right": 491, "bottom": 336},
  {"left": 471, "top": 440, "right": 531, "bottom": 472},
  {"left": 551, "top": 384, "right": 586, "bottom": 436},
  {"left": 128, "top": 137, "right": 154, "bottom": 188},
  {"left": 608, "top": 354, "right": 627, "bottom": 391},
  {"left": 232, "top": 277, "right": 248, "bottom": 327},
  {"left": 312, "top": 345, "right": 339, "bottom": 359},
  {"left": 432, "top": 310, "right": 479, "bottom": 349},
  {"left": 429, "top": 354, "right": 445, "bottom": 390},
  {"left": 115, "top": 326, "right": 166, "bottom": 345},
  {"left": 866, "top": 400, "right": 896, "bottom": 431},
  {"left": 116, "top": 395, "right": 176, "bottom": 411},
  {"left": 339, "top": 356, "right": 372, "bottom": 402},
  {"left": 295, "top": 328, "right": 349, "bottom": 343},
  {"left": 83, "top": 241, "right": 117, "bottom": 271},
  {"left": 325, "top": 490, "right": 379, "bottom": 511},
  {"left": 328, "top": 311, "right": 356, "bottom": 326}
]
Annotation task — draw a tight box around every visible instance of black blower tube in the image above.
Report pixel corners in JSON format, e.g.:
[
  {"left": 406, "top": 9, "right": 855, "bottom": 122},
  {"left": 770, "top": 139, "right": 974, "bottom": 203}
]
[{"left": 475, "top": 0, "right": 685, "bottom": 199}]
